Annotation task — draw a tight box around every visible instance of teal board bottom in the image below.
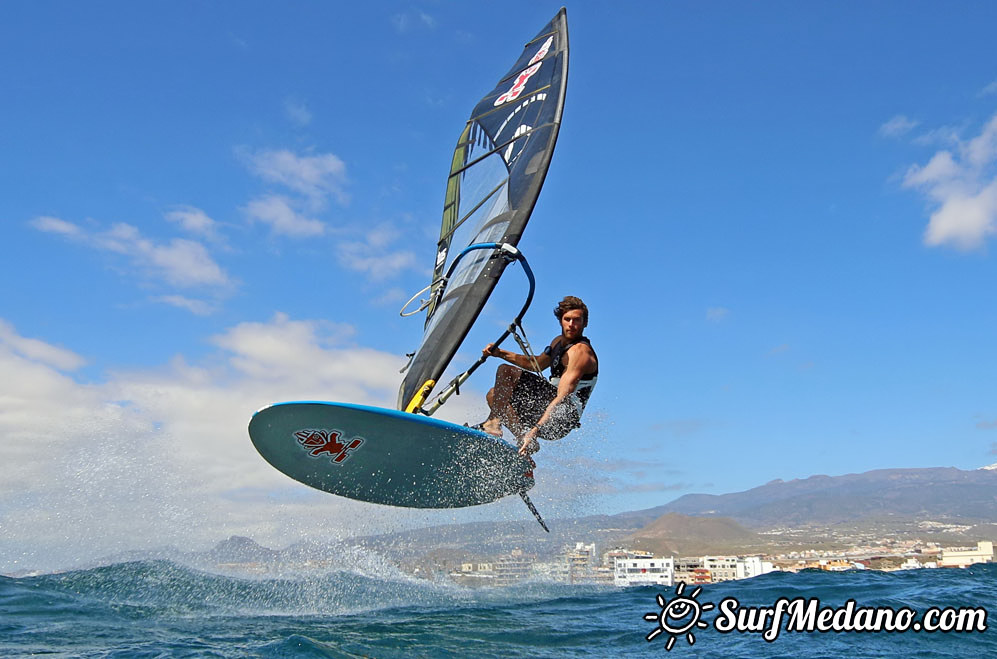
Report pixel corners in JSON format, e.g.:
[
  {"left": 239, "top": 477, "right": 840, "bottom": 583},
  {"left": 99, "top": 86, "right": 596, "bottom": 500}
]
[{"left": 249, "top": 401, "right": 534, "bottom": 508}]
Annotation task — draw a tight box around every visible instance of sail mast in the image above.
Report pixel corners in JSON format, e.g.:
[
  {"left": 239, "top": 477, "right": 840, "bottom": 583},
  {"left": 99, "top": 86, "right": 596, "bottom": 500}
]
[{"left": 398, "top": 8, "right": 569, "bottom": 413}]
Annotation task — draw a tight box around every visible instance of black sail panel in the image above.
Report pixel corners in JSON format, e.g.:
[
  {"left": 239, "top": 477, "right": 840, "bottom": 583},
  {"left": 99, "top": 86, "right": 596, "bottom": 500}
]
[{"left": 398, "top": 8, "right": 569, "bottom": 412}]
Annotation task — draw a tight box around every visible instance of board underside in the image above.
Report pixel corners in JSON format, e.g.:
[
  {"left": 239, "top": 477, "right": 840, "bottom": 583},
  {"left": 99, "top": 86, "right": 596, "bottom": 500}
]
[{"left": 249, "top": 401, "right": 533, "bottom": 508}]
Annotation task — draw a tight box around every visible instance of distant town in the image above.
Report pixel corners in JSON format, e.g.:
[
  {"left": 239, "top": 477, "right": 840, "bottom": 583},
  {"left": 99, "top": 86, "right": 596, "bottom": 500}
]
[
  {"left": 205, "top": 536, "right": 997, "bottom": 586},
  {"left": 447, "top": 539, "right": 996, "bottom": 588},
  {"left": 17, "top": 533, "right": 993, "bottom": 583}
]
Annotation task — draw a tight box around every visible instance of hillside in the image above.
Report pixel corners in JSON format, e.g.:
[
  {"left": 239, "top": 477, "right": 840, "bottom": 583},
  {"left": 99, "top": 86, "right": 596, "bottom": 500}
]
[
  {"left": 627, "top": 467, "right": 997, "bottom": 528},
  {"left": 622, "top": 513, "right": 769, "bottom": 556}
]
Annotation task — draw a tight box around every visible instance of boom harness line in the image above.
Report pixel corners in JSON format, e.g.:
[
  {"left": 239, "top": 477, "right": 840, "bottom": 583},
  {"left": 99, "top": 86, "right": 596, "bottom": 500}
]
[{"left": 400, "top": 242, "right": 538, "bottom": 416}]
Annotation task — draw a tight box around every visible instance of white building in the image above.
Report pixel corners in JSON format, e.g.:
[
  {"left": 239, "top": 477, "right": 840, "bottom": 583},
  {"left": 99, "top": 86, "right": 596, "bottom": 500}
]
[
  {"left": 704, "top": 556, "right": 738, "bottom": 583},
  {"left": 604, "top": 548, "right": 651, "bottom": 569},
  {"left": 614, "top": 555, "right": 674, "bottom": 587},
  {"left": 940, "top": 541, "right": 994, "bottom": 568},
  {"left": 735, "top": 555, "right": 777, "bottom": 580},
  {"left": 565, "top": 542, "right": 597, "bottom": 581},
  {"left": 494, "top": 549, "right": 533, "bottom": 585}
]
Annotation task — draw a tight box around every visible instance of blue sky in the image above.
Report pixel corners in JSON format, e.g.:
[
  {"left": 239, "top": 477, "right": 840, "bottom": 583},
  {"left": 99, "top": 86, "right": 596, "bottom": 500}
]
[{"left": 3, "top": 1, "right": 997, "bottom": 571}]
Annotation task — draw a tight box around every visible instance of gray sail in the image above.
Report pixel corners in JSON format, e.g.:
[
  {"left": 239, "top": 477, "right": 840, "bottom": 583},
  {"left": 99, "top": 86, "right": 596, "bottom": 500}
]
[{"left": 399, "top": 8, "right": 569, "bottom": 413}]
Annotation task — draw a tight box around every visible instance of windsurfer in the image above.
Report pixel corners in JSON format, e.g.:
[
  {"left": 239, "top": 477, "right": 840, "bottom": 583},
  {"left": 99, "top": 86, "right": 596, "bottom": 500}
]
[{"left": 477, "top": 296, "right": 598, "bottom": 456}]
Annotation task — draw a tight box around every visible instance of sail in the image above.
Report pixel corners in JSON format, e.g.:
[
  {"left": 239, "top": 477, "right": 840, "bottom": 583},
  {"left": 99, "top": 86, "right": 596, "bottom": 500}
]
[{"left": 398, "top": 8, "right": 569, "bottom": 413}]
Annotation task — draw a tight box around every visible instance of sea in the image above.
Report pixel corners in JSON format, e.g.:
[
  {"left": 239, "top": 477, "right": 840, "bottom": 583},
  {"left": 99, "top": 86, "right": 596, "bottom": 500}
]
[{"left": 2, "top": 560, "right": 994, "bottom": 658}]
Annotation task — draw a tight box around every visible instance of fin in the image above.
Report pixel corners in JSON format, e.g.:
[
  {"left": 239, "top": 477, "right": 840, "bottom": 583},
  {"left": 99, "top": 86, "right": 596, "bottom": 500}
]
[{"left": 520, "top": 491, "right": 549, "bottom": 532}]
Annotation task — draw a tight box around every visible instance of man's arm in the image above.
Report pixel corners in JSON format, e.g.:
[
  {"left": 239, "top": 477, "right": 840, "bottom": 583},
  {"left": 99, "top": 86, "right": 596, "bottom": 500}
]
[{"left": 482, "top": 342, "right": 552, "bottom": 372}]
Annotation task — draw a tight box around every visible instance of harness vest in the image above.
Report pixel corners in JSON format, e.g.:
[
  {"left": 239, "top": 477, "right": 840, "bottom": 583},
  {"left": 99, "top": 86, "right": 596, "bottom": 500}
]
[{"left": 545, "top": 336, "right": 599, "bottom": 408}]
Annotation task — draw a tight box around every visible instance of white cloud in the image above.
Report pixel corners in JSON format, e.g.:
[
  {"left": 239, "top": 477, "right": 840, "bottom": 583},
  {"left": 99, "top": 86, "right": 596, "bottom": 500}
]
[
  {"left": 210, "top": 312, "right": 402, "bottom": 396},
  {"left": 165, "top": 206, "right": 223, "bottom": 242},
  {"left": 0, "top": 315, "right": 431, "bottom": 572},
  {"left": 965, "top": 114, "right": 997, "bottom": 168},
  {"left": 0, "top": 319, "right": 86, "bottom": 371},
  {"left": 245, "top": 194, "right": 325, "bottom": 237},
  {"left": 245, "top": 148, "right": 349, "bottom": 206},
  {"left": 284, "top": 99, "right": 313, "bottom": 127},
  {"left": 879, "top": 114, "right": 919, "bottom": 138},
  {"left": 979, "top": 80, "right": 997, "bottom": 97},
  {"left": 371, "top": 287, "right": 408, "bottom": 307},
  {"left": 30, "top": 216, "right": 233, "bottom": 289},
  {"left": 29, "top": 215, "right": 82, "bottom": 237},
  {"left": 154, "top": 295, "right": 216, "bottom": 316},
  {"left": 334, "top": 223, "right": 419, "bottom": 280},
  {"left": 418, "top": 11, "right": 436, "bottom": 28},
  {"left": 706, "top": 307, "right": 729, "bottom": 323},
  {"left": 146, "top": 236, "right": 230, "bottom": 287},
  {"left": 391, "top": 11, "right": 436, "bottom": 33},
  {"left": 911, "top": 125, "right": 963, "bottom": 148},
  {"left": 903, "top": 151, "right": 961, "bottom": 188},
  {"left": 102, "top": 224, "right": 229, "bottom": 288},
  {"left": 0, "top": 323, "right": 106, "bottom": 499},
  {"left": 237, "top": 148, "right": 424, "bottom": 290},
  {"left": 920, "top": 182, "right": 997, "bottom": 249},
  {"left": 338, "top": 244, "right": 418, "bottom": 280},
  {"left": 901, "top": 112, "right": 997, "bottom": 250}
]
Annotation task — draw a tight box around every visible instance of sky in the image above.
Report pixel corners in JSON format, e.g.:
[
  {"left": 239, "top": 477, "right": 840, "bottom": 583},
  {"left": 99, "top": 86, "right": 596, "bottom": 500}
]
[{"left": 3, "top": 1, "right": 997, "bottom": 572}]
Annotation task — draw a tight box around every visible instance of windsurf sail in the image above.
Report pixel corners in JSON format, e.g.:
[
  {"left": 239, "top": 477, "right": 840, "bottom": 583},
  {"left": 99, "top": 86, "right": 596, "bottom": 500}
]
[{"left": 398, "top": 8, "right": 569, "bottom": 414}]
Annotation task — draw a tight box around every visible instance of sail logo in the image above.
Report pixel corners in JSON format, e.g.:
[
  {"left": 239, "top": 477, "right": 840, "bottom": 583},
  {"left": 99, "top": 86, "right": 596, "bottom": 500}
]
[
  {"left": 494, "top": 36, "right": 553, "bottom": 106},
  {"left": 293, "top": 429, "right": 364, "bottom": 464}
]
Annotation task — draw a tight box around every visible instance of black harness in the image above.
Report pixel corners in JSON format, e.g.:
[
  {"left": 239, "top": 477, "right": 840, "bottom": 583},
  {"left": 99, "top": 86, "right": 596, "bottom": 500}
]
[{"left": 544, "top": 336, "right": 598, "bottom": 406}]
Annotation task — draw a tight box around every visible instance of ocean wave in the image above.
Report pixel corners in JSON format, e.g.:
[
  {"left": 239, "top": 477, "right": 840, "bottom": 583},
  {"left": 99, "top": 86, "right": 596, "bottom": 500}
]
[
  {"left": 1, "top": 559, "right": 616, "bottom": 619},
  {"left": 3, "top": 560, "right": 995, "bottom": 658}
]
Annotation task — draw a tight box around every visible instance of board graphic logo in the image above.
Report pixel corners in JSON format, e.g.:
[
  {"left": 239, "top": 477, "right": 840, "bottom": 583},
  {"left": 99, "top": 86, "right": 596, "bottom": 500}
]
[{"left": 293, "top": 429, "right": 364, "bottom": 464}]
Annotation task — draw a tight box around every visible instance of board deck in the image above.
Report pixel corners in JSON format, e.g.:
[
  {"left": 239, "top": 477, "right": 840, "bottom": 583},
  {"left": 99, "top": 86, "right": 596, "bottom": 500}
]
[{"left": 249, "top": 401, "right": 534, "bottom": 508}]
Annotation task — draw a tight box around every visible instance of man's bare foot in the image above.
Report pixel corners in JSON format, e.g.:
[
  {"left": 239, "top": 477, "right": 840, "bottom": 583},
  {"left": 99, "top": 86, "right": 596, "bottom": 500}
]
[{"left": 479, "top": 420, "right": 503, "bottom": 438}]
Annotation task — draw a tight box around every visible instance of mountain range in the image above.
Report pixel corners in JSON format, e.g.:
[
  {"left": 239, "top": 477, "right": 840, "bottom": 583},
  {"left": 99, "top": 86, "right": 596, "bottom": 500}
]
[
  {"left": 641, "top": 466, "right": 997, "bottom": 528},
  {"left": 357, "top": 465, "right": 997, "bottom": 560}
]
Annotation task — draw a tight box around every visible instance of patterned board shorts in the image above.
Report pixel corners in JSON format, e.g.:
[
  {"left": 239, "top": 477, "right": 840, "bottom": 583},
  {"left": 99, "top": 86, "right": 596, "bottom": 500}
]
[{"left": 510, "top": 370, "right": 581, "bottom": 440}]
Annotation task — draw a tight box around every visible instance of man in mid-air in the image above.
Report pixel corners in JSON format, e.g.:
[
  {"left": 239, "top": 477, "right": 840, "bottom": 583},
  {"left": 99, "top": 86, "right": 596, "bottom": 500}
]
[{"left": 475, "top": 295, "right": 599, "bottom": 457}]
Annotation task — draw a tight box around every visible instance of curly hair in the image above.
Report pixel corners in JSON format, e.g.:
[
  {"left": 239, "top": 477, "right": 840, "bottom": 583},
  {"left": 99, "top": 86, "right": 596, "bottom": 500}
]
[{"left": 553, "top": 295, "right": 588, "bottom": 325}]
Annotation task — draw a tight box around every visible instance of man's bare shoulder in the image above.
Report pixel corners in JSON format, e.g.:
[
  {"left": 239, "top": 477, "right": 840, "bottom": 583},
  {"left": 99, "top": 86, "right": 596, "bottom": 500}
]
[
  {"left": 567, "top": 339, "right": 595, "bottom": 354},
  {"left": 565, "top": 341, "right": 597, "bottom": 366}
]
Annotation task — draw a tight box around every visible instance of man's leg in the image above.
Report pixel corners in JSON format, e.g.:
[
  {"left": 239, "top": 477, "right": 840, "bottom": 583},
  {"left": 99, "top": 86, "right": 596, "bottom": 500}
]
[{"left": 481, "top": 364, "right": 522, "bottom": 437}]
